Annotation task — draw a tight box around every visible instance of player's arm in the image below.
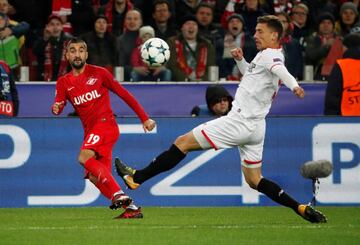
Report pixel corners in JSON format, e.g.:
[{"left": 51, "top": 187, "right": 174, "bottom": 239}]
[
  {"left": 52, "top": 78, "right": 67, "bottom": 115},
  {"left": 104, "top": 71, "right": 156, "bottom": 131},
  {"left": 271, "top": 64, "right": 305, "bottom": 99},
  {"left": 231, "top": 48, "right": 249, "bottom": 75},
  {"left": 114, "top": 83, "right": 156, "bottom": 132}
]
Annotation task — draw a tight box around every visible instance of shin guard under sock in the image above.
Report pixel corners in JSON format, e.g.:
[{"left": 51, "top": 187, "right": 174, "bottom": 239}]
[
  {"left": 134, "top": 144, "right": 186, "bottom": 184},
  {"left": 257, "top": 178, "right": 300, "bottom": 212},
  {"left": 84, "top": 158, "right": 121, "bottom": 197},
  {"left": 95, "top": 181, "right": 112, "bottom": 200}
]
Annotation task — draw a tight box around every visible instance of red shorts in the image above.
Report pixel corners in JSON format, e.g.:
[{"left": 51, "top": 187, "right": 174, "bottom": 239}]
[{"left": 82, "top": 119, "right": 119, "bottom": 177}]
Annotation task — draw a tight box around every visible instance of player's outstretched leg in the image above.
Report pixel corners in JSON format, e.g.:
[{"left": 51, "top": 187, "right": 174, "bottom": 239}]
[
  {"left": 115, "top": 158, "right": 140, "bottom": 190},
  {"left": 297, "top": 205, "right": 327, "bottom": 223},
  {"left": 256, "top": 178, "right": 327, "bottom": 223},
  {"left": 115, "top": 144, "right": 186, "bottom": 188}
]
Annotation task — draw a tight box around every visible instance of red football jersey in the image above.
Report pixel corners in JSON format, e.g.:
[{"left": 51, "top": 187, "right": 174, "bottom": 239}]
[{"left": 53, "top": 64, "right": 148, "bottom": 132}]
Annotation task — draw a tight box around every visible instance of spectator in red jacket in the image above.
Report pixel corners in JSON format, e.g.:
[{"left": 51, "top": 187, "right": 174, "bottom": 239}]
[{"left": 130, "top": 25, "right": 171, "bottom": 81}]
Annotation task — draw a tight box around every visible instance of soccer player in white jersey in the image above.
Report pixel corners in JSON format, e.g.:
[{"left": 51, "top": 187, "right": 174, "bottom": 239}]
[{"left": 115, "top": 15, "right": 327, "bottom": 223}]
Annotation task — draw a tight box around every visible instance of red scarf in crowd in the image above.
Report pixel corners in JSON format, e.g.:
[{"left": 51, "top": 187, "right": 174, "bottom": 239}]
[
  {"left": 105, "top": 0, "right": 133, "bottom": 33},
  {"left": 280, "top": 34, "right": 292, "bottom": 44},
  {"left": 175, "top": 39, "right": 208, "bottom": 80},
  {"left": 43, "top": 40, "right": 69, "bottom": 81},
  {"left": 52, "top": 0, "right": 71, "bottom": 15},
  {"left": 321, "top": 36, "right": 343, "bottom": 76}
]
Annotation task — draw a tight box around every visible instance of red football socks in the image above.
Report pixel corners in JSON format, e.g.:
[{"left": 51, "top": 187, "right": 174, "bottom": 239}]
[
  {"left": 95, "top": 181, "right": 112, "bottom": 200},
  {"left": 84, "top": 158, "right": 121, "bottom": 197}
]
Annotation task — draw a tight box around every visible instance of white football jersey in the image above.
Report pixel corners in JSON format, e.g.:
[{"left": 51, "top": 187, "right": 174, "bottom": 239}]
[{"left": 232, "top": 48, "right": 292, "bottom": 119}]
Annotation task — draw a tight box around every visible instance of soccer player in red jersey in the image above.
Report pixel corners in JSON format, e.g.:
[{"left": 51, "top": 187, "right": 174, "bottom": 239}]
[{"left": 52, "top": 37, "right": 156, "bottom": 219}]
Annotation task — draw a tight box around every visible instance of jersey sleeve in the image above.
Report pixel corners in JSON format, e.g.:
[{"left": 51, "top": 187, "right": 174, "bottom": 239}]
[
  {"left": 258, "top": 49, "right": 284, "bottom": 72},
  {"left": 259, "top": 49, "right": 299, "bottom": 90},
  {"left": 102, "top": 69, "right": 149, "bottom": 122}
]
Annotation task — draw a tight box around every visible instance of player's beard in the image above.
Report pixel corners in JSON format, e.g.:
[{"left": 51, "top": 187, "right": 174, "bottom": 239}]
[{"left": 71, "top": 59, "right": 86, "bottom": 69}]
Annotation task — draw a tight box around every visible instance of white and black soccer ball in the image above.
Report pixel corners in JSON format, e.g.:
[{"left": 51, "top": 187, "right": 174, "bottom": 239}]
[{"left": 141, "top": 38, "right": 170, "bottom": 67}]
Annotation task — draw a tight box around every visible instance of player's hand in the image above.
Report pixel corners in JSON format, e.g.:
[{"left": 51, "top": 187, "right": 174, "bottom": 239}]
[
  {"left": 293, "top": 86, "right": 305, "bottom": 99},
  {"left": 134, "top": 67, "right": 149, "bottom": 76},
  {"left": 230, "top": 48, "right": 244, "bottom": 61},
  {"left": 152, "top": 67, "right": 164, "bottom": 76},
  {"left": 143, "top": 118, "right": 156, "bottom": 132},
  {"left": 52, "top": 101, "right": 65, "bottom": 115}
]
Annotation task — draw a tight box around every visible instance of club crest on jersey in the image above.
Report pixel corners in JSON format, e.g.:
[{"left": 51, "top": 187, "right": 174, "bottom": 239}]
[
  {"left": 86, "top": 77, "right": 98, "bottom": 85},
  {"left": 248, "top": 62, "right": 256, "bottom": 73},
  {"left": 73, "top": 90, "right": 101, "bottom": 105}
]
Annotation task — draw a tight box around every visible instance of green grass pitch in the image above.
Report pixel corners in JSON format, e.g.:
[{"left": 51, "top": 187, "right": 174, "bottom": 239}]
[{"left": 1, "top": 207, "right": 359, "bottom": 245}]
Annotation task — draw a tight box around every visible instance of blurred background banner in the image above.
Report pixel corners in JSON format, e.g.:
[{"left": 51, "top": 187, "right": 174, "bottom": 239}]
[
  {"left": 0, "top": 117, "right": 359, "bottom": 207},
  {"left": 16, "top": 82, "right": 326, "bottom": 117}
]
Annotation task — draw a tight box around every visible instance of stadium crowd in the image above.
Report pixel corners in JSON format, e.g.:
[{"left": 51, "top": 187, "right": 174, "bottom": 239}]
[{"left": 1, "top": 0, "right": 360, "bottom": 82}]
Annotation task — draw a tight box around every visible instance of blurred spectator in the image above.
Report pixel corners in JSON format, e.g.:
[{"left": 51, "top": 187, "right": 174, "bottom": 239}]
[
  {"left": 0, "top": 0, "right": 29, "bottom": 43},
  {"left": 0, "top": 0, "right": 29, "bottom": 77},
  {"left": 7, "top": 0, "right": 51, "bottom": 81},
  {"left": 221, "top": 0, "right": 267, "bottom": 35},
  {"left": 117, "top": 9, "right": 142, "bottom": 81},
  {"left": 290, "top": 3, "right": 312, "bottom": 47},
  {"left": 277, "top": 12, "right": 303, "bottom": 80},
  {"left": 51, "top": 0, "right": 96, "bottom": 36},
  {"left": 191, "top": 84, "right": 233, "bottom": 117},
  {"left": 150, "top": 0, "right": 177, "bottom": 40},
  {"left": 99, "top": 0, "right": 133, "bottom": 37},
  {"left": 221, "top": 0, "right": 242, "bottom": 28},
  {"left": 175, "top": 0, "right": 202, "bottom": 28},
  {"left": 7, "top": 0, "right": 51, "bottom": 36},
  {"left": 215, "top": 13, "right": 256, "bottom": 80},
  {"left": 166, "top": 14, "right": 216, "bottom": 81},
  {"left": 68, "top": 0, "right": 96, "bottom": 36},
  {"left": 265, "top": 0, "right": 301, "bottom": 15},
  {"left": 304, "top": 0, "right": 338, "bottom": 27},
  {"left": 0, "top": 12, "right": 22, "bottom": 72},
  {"left": 33, "top": 14, "right": 72, "bottom": 81},
  {"left": 133, "top": 0, "right": 175, "bottom": 26},
  {"left": 305, "top": 12, "right": 343, "bottom": 81},
  {"left": 0, "top": 60, "right": 18, "bottom": 117},
  {"left": 195, "top": 3, "right": 223, "bottom": 45},
  {"left": 81, "top": 15, "right": 118, "bottom": 73},
  {"left": 324, "top": 32, "right": 360, "bottom": 116},
  {"left": 212, "top": 0, "right": 227, "bottom": 24},
  {"left": 51, "top": 0, "right": 72, "bottom": 34},
  {"left": 335, "top": 2, "right": 359, "bottom": 37},
  {"left": 130, "top": 25, "right": 171, "bottom": 81},
  {"left": 237, "top": 0, "right": 267, "bottom": 35}
]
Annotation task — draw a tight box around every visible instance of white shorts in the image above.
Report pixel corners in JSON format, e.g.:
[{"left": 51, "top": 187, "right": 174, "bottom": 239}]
[{"left": 192, "top": 112, "right": 265, "bottom": 168}]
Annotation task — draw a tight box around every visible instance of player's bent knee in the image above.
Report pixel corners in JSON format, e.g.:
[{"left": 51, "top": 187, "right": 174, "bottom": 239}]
[
  {"left": 78, "top": 149, "right": 96, "bottom": 165},
  {"left": 174, "top": 134, "right": 189, "bottom": 152},
  {"left": 246, "top": 180, "right": 258, "bottom": 190},
  {"left": 88, "top": 174, "right": 98, "bottom": 184},
  {"left": 174, "top": 132, "right": 201, "bottom": 154},
  {"left": 244, "top": 176, "right": 260, "bottom": 190}
]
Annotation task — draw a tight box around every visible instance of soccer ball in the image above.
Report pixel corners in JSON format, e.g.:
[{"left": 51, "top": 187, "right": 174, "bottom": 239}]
[{"left": 141, "top": 38, "right": 170, "bottom": 67}]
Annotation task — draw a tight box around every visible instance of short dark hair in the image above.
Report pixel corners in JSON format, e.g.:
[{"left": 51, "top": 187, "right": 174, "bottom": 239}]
[
  {"left": 257, "top": 15, "right": 283, "bottom": 39},
  {"left": 67, "top": 37, "right": 87, "bottom": 50},
  {"left": 152, "top": 0, "right": 171, "bottom": 13},
  {"left": 195, "top": 3, "right": 214, "bottom": 14}
]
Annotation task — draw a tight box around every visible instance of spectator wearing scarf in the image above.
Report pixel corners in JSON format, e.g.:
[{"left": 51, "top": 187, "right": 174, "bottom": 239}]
[
  {"left": 304, "top": 12, "right": 343, "bottom": 81},
  {"left": 33, "top": 14, "right": 72, "bottom": 81},
  {"left": 167, "top": 14, "right": 215, "bottom": 81}
]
